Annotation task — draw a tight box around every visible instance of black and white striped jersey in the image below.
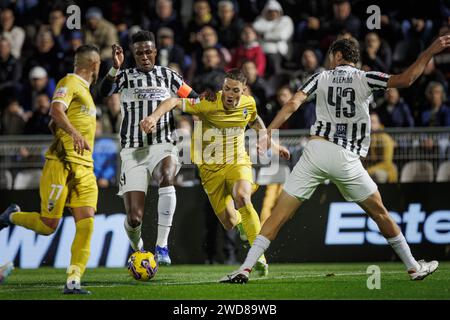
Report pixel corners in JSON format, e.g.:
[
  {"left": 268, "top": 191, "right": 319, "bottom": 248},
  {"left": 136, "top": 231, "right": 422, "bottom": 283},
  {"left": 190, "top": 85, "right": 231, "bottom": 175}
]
[
  {"left": 112, "top": 66, "right": 185, "bottom": 148},
  {"left": 299, "top": 64, "right": 390, "bottom": 157}
]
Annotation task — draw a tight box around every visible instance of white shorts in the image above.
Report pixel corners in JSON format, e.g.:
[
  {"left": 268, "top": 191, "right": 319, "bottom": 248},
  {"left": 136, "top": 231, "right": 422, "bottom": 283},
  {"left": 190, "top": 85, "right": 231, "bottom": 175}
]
[
  {"left": 284, "top": 139, "right": 377, "bottom": 203},
  {"left": 118, "top": 143, "right": 181, "bottom": 196}
]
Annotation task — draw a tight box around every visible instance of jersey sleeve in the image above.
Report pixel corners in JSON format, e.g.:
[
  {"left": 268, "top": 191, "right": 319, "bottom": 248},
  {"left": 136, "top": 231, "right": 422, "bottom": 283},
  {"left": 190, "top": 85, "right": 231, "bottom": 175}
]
[
  {"left": 113, "top": 70, "right": 127, "bottom": 93},
  {"left": 51, "top": 78, "right": 75, "bottom": 110},
  {"left": 298, "top": 72, "right": 320, "bottom": 96},
  {"left": 249, "top": 96, "right": 258, "bottom": 123},
  {"left": 181, "top": 97, "right": 202, "bottom": 115},
  {"left": 168, "top": 68, "right": 195, "bottom": 98},
  {"left": 365, "top": 71, "right": 391, "bottom": 92}
]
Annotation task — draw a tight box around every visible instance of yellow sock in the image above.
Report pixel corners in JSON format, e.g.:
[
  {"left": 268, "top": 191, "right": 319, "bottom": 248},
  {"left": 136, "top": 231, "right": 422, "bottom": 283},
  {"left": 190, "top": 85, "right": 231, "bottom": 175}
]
[
  {"left": 238, "top": 203, "right": 261, "bottom": 245},
  {"left": 10, "top": 212, "right": 54, "bottom": 235},
  {"left": 70, "top": 217, "right": 94, "bottom": 277}
]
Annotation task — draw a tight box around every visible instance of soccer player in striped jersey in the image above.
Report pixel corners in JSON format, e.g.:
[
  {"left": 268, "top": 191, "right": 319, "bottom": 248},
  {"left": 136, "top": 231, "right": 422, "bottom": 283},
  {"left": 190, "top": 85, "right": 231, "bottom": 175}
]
[
  {"left": 221, "top": 35, "right": 450, "bottom": 283},
  {"left": 99, "top": 31, "right": 199, "bottom": 265}
]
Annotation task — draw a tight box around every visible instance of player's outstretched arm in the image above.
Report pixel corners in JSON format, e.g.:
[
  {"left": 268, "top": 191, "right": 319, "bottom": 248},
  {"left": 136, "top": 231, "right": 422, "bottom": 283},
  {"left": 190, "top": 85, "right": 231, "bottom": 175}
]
[
  {"left": 267, "top": 90, "right": 308, "bottom": 131},
  {"left": 249, "top": 115, "right": 290, "bottom": 160},
  {"left": 387, "top": 34, "right": 450, "bottom": 88},
  {"left": 50, "top": 102, "right": 91, "bottom": 155},
  {"left": 99, "top": 44, "right": 124, "bottom": 97},
  {"left": 140, "top": 97, "right": 182, "bottom": 133}
]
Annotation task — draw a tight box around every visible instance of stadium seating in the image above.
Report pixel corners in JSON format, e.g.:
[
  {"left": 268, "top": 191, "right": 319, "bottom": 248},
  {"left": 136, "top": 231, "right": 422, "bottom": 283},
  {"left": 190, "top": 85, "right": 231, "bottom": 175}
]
[
  {"left": 13, "top": 169, "right": 42, "bottom": 190},
  {"left": 436, "top": 161, "right": 450, "bottom": 182},
  {"left": 400, "top": 161, "right": 434, "bottom": 183},
  {"left": 0, "top": 170, "right": 13, "bottom": 190}
]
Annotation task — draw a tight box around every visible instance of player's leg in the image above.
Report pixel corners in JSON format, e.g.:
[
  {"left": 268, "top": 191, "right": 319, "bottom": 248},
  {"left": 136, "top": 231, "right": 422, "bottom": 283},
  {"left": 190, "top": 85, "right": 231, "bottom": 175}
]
[
  {"left": 359, "top": 191, "right": 438, "bottom": 280},
  {"left": 152, "top": 154, "right": 179, "bottom": 265},
  {"left": 123, "top": 191, "right": 145, "bottom": 251},
  {"left": 64, "top": 163, "right": 97, "bottom": 294},
  {"left": 260, "top": 183, "right": 283, "bottom": 226},
  {"left": 119, "top": 148, "right": 149, "bottom": 252},
  {"left": 0, "top": 159, "right": 66, "bottom": 235},
  {"left": 332, "top": 145, "right": 438, "bottom": 280}
]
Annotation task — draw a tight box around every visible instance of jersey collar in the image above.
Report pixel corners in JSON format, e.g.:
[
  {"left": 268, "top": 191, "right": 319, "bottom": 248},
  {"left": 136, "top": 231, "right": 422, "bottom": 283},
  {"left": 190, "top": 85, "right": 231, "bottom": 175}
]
[
  {"left": 336, "top": 64, "right": 357, "bottom": 69},
  {"left": 69, "top": 73, "right": 90, "bottom": 87}
]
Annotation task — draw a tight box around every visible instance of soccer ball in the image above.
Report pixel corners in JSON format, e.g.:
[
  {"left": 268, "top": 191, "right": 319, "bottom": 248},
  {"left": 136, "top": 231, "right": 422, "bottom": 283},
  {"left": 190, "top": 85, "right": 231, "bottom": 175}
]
[{"left": 127, "top": 251, "right": 158, "bottom": 281}]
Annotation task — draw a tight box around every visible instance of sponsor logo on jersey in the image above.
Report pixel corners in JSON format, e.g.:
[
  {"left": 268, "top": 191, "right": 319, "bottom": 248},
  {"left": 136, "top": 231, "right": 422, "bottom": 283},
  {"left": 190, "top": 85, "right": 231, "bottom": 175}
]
[{"left": 54, "top": 87, "right": 68, "bottom": 98}]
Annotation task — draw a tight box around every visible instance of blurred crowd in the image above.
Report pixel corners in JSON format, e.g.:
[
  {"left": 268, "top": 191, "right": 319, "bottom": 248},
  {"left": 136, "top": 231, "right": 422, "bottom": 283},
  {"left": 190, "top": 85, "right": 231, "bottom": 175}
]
[{"left": 1, "top": 0, "right": 450, "bottom": 137}]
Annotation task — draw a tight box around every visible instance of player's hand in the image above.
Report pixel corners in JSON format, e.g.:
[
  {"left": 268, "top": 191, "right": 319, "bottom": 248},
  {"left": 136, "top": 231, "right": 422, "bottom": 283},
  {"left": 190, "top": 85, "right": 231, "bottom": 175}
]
[
  {"left": 140, "top": 116, "right": 158, "bottom": 133},
  {"left": 199, "top": 88, "right": 216, "bottom": 102},
  {"left": 112, "top": 44, "right": 124, "bottom": 69},
  {"left": 277, "top": 145, "right": 290, "bottom": 160},
  {"left": 71, "top": 131, "right": 91, "bottom": 156},
  {"left": 257, "top": 130, "right": 271, "bottom": 155},
  {"left": 428, "top": 34, "right": 450, "bottom": 55}
]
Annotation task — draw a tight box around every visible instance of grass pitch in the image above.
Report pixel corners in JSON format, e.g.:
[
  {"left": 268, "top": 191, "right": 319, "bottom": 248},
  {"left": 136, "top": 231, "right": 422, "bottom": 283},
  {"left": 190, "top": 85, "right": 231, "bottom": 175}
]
[{"left": 0, "top": 262, "right": 449, "bottom": 300}]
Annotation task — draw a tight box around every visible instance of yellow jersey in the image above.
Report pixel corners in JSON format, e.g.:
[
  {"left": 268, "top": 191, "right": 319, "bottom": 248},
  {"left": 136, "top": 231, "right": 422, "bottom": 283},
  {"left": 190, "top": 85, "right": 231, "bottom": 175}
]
[
  {"left": 182, "top": 91, "right": 257, "bottom": 171},
  {"left": 46, "top": 73, "right": 96, "bottom": 167}
]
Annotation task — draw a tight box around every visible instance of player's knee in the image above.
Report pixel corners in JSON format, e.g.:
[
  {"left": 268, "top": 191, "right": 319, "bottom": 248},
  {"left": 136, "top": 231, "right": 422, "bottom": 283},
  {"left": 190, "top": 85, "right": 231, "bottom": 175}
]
[
  {"left": 222, "top": 219, "right": 235, "bottom": 231},
  {"left": 159, "top": 171, "right": 175, "bottom": 187},
  {"left": 127, "top": 210, "right": 143, "bottom": 227},
  {"left": 234, "top": 190, "right": 251, "bottom": 207}
]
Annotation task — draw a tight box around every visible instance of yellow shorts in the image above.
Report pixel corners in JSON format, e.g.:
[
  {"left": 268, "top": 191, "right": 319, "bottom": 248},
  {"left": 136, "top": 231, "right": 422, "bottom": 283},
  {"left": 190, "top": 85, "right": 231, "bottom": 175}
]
[
  {"left": 199, "top": 164, "right": 257, "bottom": 215},
  {"left": 40, "top": 159, "right": 98, "bottom": 219}
]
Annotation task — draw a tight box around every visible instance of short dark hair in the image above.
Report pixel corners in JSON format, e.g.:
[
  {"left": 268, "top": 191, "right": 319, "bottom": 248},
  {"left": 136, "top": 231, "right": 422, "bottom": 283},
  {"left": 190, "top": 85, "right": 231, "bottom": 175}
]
[
  {"left": 131, "top": 30, "right": 155, "bottom": 44},
  {"left": 75, "top": 44, "right": 99, "bottom": 56},
  {"left": 330, "top": 38, "right": 360, "bottom": 64},
  {"left": 225, "top": 68, "right": 247, "bottom": 84}
]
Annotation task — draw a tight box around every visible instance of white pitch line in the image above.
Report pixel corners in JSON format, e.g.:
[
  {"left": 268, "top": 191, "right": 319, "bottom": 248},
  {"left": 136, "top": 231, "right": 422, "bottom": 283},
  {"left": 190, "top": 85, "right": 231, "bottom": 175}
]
[{"left": 0, "top": 270, "right": 406, "bottom": 293}]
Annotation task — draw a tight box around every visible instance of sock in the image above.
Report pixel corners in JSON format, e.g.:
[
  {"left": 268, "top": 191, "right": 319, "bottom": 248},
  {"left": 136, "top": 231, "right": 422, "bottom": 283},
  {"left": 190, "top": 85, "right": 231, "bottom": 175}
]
[
  {"left": 10, "top": 212, "right": 54, "bottom": 235},
  {"left": 124, "top": 217, "right": 142, "bottom": 250},
  {"left": 70, "top": 217, "right": 94, "bottom": 277},
  {"left": 156, "top": 186, "right": 176, "bottom": 248},
  {"left": 387, "top": 233, "right": 420, "bottom": 271},
  {"left": 237, "top": 203, "right": 261, "bottom": 245},
  {"left": 241, "top": 235, "right": 271, "bottom": 271}
]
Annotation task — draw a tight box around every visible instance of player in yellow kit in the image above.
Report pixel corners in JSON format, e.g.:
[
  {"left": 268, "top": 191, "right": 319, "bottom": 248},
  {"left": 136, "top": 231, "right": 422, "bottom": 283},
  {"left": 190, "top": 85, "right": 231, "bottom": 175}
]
[
  {"left": 140, "top": 69, "right": 290, "bottom": 276},
  {"left": 0, "top": 45, "right": 101, "bottom": 294}
]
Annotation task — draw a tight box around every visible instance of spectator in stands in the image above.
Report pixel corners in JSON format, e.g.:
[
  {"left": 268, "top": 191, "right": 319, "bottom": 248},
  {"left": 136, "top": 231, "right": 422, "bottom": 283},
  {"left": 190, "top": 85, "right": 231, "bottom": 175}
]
[
  {"left": 0, "top": 8, "right": 25, "bottom": 59},
  {"left": 213, "top": 0, "right": 244, "bottom": 50},
  {"left": 188, "top": 25, "right": 231, "bottom": 81},
  {"left": 241, "top": 60, "right": 268, "bottom": 118},
  {"left": 265, "top": 85, "right": 294, "bottom": 127},
  {"left": 324, "top": 0, "right": 361, "bottom": 40},
  {"left": 376, "top": 88, "right": 415, "bottom": 128},
  {"left": 21, "top": 66, "right": 55, "bottom": 113},
  {"left": 25, "top": 28, "right": 64, "bottom": 81},
  {"left": 84, "top": 7, "right": 118, "bottom": 70},
  {"left": 193, "top": 47, "right": 226, "bottom": 92},
  {"left": 361, "top": 32, "right": 392, "bottom": 73},
  {"left": 0, "top": 36, "right": 22, "bottom": 108},
  {"left": 366, "top": 112, "right": 398, "bottom": 183},
  {"left": 434, "top": 25, "right": 450, "bottom": 81},
  {"left": 290, "top": 48, "right": 324, "bottom": 90},
  {"left": 98, "top": 93, "right": 122, "bottom": 134},
  {"left": 24, "top": 93, "right": 51, "bottom": 135},
  {"left": 93, "top": 114, "right": 118, "bottom": 188},
  {"left": 186, "top": 0, "right": 217, "bottom": 53},
  {"left": 227, "top": 25, "right": 266, "bottom": 77},
  {"left": 48, "top": 7, "right": 71, "bottom": 53},
  {"left": 1, "top": 99, "right": 27, "bottom": 135},
  {"left": 156, "top": 27, "right": 185, "bottom": 71},
  {"left": 253, "top": 0, "right": 294, "bottom": 77},
  {"left": 407, "top": 57, "right": 448, "bottom": 111},
  {"left": 421, "top": 82, "right": 450, "bottom": 127},
  {"left": 142, "top": 0, "right": 184, "bottom": 45},
  {"left": 62, "top": 31, "right": 83, "bottom": 74},
  {"left": 294, "top": 0, "right": 329, "bottom": 50}
]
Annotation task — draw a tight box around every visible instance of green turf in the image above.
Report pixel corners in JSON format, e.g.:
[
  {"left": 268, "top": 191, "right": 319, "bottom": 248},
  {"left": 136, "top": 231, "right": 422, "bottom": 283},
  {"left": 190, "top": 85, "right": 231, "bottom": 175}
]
[{"left": 0, "top": 262, "right": 449, "bottom": 300}]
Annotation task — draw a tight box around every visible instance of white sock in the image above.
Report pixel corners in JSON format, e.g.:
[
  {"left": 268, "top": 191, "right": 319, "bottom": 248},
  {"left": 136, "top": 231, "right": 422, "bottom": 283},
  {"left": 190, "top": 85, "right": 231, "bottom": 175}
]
[
  {"left": 387, "top": 233, "right": 420, "bottom": 271},
  {"left": 124, "top": 218, "right": 142, "bottom": 251},
  {"left": 156, "top": 186, "right": 176, "bottom": 248},
  {"left": 241, "top": 235, "right": 271, "bottom": 271}
]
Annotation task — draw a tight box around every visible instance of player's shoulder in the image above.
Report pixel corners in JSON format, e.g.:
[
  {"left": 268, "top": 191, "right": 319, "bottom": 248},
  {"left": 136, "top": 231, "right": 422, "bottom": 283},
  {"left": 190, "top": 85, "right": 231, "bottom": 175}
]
[
  {"left": 158, "top": 65, "right": 182, "bottom": 78},
  {"left": 240, "top": 94, "right": 256, "bottom": 107}
]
